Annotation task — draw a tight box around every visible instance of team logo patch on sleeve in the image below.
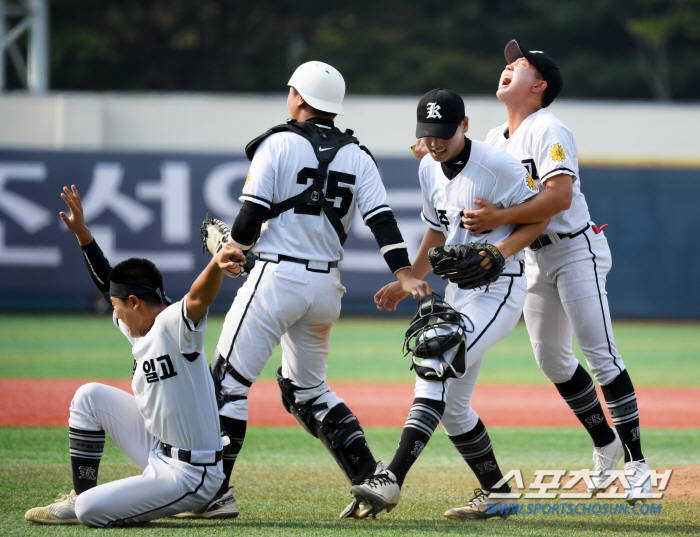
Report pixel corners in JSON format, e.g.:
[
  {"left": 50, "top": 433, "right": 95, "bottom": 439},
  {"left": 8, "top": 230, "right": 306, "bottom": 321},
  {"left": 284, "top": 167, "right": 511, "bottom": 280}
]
[
  {"left": 244, "top": 170, "right": 252, "bottom": 186},
  {"left": 549, "top": 143, "right": 566, "bottom": 162},
  {"left": 525, "top": 173, "right": 538, "bottom": 193}
]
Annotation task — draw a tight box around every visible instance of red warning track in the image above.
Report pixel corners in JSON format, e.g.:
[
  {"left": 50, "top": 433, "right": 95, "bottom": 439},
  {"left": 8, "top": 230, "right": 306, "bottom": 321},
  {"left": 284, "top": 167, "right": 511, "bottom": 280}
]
[{"left": 2, "top": 378, "right": 699, "bottom": 428}]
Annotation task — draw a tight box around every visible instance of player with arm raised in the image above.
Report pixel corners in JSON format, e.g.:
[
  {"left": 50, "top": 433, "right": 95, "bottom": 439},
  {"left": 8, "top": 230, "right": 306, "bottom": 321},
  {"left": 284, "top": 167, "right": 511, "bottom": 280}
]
[
  {"left": 462, "top": 41, "right": 649, "bottom": 503},
  {"left": 349, "top": 89, "right": 549, "bottom": 520},
  {"left": 24, "top": 185, "right": 241, "bottom": 527},
  {"left": 185, "top": 61, "right": 432, "bottom": 520}
]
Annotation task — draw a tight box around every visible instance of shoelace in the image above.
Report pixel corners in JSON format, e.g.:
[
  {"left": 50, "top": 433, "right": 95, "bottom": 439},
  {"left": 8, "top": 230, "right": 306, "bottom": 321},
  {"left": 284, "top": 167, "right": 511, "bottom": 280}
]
[
  {"left": 593, "top": 451, "right": 617, "bottom": 472},
  {"left": 467, "top": 488, "right": 489, "bottom": 507},
  {"left": 54, "top": 492, "right": 76, "bottom": 505},
  {"left": 363, "top": 472, "right": 395, "bottom": 489}
]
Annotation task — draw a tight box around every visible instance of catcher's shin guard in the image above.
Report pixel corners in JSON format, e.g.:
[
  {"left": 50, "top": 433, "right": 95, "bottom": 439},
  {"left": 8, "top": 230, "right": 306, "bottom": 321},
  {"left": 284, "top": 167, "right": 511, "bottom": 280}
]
[
  {"left": 275, "top": 368, "right": 375, "bottom": 483},
  {"left": 275, "top": 367, "right": 322, "bottom": 437},
  {"left": 317, "top": 403, "right": 376, "bottom": 485}
]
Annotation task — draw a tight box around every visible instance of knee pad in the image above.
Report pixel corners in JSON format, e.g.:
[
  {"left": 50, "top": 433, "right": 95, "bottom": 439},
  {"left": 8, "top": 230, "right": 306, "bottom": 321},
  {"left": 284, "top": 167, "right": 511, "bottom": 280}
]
[
  {"left": 275, "top": 367, "right": 329, "bottom": 437},
  {"left": 211, "top": 351, "right": 249, "bottom": 409}
]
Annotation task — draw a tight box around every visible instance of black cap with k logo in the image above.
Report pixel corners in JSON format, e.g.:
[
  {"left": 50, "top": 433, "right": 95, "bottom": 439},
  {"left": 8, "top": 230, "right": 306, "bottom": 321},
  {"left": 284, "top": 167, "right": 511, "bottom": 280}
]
[{"left": 416, "top": 88, "right": 466, "bottom": 140}]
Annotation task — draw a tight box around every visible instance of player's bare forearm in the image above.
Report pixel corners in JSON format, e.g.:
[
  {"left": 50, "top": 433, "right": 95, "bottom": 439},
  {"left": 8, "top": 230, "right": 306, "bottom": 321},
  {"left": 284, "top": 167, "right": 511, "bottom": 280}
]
[
  {"left": 413, "top": 228, "right": 446, "bottom": 279},
  {"left": 374, "top": 228, "right": 443, "bottom": 311},
  {"left": 59, "top": 185, "right": 94, "bottom": 246},
  {"left": 395, "top": 267, "right": 433, "bottom": 300},
  {"left": 187, "top": 242, "right": 244, "bottom": 324},
  {"left": 463, "top": 173, "right": 574, "bottom": 229},
  {"left": 495, "top": 218, "right": 550, "bottom": 259}
]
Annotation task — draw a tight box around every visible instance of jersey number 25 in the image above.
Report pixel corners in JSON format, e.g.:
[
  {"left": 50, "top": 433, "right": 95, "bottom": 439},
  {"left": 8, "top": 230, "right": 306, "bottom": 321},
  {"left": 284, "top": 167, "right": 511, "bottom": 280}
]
[{"left": 295, "top": 167, "right": 356, "bottom": 219}]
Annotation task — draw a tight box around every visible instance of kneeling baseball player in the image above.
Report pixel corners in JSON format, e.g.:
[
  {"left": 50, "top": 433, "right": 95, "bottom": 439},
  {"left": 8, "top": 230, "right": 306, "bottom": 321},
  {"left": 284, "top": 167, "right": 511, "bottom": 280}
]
[
  {"left": 24, "top": 185, "right": 242, "bottom": 527},
  {"left": 347, "top": 89, "right": 549, "bottom": 519}
]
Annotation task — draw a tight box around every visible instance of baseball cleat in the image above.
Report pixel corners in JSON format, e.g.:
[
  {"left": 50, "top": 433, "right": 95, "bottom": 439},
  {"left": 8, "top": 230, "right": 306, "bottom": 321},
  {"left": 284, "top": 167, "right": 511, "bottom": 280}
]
[
  {"left": 171, "top": 487, "right": 239, "bottom": 519},
  {"left": 339, "top": 498, "right": 378, "bottom": 519},
  {"left": 444, "top": 488, "right": 517, "bottom": 520},
  {"left": 350, "top": 468, "right": 401, "bottom": 512},
  {"left": 25, "top": 490, "right": 80, "bottom": 525},
  {"left": 625, "top": 460, "right": 652, "bottom": 505},
  {"left": 589, "top": 427, "right": 624, "bottom": 493}
]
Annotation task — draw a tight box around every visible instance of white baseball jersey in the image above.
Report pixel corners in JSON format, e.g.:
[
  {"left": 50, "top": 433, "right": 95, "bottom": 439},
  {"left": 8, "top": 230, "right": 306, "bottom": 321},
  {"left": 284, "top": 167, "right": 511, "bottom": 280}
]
[
  {"left": 419, "top": 138, "right": 539, "bottom": 262},
  {"left": 115, "top": 295, "right": 222, "bottom": 452},
  {"left": 241, "top": 128, "right": 390, "bottom": 262},
  {"left": 485, "top": 108, "right": 590, "bottom": 235}
]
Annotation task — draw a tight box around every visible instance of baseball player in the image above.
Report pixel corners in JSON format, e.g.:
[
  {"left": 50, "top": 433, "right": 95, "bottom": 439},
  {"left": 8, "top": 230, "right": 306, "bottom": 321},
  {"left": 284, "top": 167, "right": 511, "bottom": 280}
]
[
  {"left": 461, "top": 40, "right": 650, "bottom": 501},
  {"left": 24, "top": 185, "right": 239, "bottom": 526},
  {"left": 349, "top": 88, "right": 550, "bottom": 519},
  {"left": 187, "top": 61, "right": 432, "bottom": 519}
]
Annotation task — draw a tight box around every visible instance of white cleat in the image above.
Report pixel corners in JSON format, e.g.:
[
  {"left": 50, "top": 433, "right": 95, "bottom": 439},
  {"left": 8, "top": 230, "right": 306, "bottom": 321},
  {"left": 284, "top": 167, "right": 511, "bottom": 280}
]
[
  {"left": 589, "top": 428, "right": 624, "bottom": 493},
  {"left": 444, "top": 488, "right": 518, "bottom": 520},
  {"left": 171, "top": 487, "right": 239, "bottom": 519},
  {"left": 350, "top": 468, "right": 401, "bottom": 512},
  {"left": 25, "top": 491, "right": 80, "bottom": 525},
  {"left": 625, "top": 460, "right": 652, "bottom": 505}
]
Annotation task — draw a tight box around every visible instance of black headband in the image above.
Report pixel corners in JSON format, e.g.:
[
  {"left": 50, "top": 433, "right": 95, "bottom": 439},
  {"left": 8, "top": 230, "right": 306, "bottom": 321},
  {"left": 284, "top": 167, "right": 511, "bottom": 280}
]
[{"left": 109, "top": 282, "right": 165, "bottom": 304}]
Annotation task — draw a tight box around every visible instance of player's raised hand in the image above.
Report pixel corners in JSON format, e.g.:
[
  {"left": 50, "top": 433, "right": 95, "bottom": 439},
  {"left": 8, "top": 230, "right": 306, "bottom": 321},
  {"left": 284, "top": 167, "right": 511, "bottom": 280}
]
[
  {"left": 214, "top": 241, "right": 246, "bottom": 276},
  {"left": 462, "top": 199, "right": 502, "bottom": 232},
  {"left": 59, "top": 185, "right": 93, "bottom": 246}
]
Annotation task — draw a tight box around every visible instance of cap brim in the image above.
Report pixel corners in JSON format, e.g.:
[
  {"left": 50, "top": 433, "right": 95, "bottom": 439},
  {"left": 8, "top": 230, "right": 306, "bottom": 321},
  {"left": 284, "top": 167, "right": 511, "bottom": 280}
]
[
  {"left": 416, "top": 122, "right": 460, "bottom": 140},
  {"left": 505, "top": 40, "right": 524, "bottom": 64},
  {"left": 505, "top": 40, "right": 542, "bottom": 73}
]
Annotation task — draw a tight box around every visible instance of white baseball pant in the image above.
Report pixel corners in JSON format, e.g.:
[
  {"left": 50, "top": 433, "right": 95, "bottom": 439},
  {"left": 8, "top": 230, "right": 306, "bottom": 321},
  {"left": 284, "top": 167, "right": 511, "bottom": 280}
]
[
  {"left": 523, "top": 224, "right": 626, "bottom": 386},
  {"left": 216, "top": 259, "right": 347, "bottom": 424},
  {"left": 69, "top": 383, "right": 224, "bottom": 527}
]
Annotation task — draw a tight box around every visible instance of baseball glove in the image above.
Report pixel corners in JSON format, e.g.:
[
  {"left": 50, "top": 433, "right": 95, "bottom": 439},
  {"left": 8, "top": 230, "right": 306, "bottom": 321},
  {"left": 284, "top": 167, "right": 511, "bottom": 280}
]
[
  {"left": 200, "top": 214, "right": 255, "bottom": 278},
  {"left": 428, "top": 243, "right": 505, "bottom": 290}
]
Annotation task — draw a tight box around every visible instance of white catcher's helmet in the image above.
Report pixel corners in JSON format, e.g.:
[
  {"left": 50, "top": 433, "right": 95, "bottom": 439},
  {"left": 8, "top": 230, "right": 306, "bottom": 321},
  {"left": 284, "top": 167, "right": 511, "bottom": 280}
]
[{"left": 288, "top": 61, "right": 345, "bottom": 115}]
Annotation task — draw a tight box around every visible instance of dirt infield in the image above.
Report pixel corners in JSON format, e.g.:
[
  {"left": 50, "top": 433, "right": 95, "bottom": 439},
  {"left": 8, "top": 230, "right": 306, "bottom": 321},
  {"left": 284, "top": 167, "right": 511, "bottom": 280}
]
[{"left": 2, "top": 378, "right": 699, "bottom": 428}]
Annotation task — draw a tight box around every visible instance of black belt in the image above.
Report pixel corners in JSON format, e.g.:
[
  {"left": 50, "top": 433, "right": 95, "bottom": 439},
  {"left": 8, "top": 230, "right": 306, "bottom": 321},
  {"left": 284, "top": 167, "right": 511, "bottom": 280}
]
[
  {"left": 260, "top": 254, "right": 338, "bottom": 273},
  {"left": 529, "top": 224, "right": 590, "bottom": 251},
  {"left": 162, "top": 444, "right": 223, "bottom": 465}
]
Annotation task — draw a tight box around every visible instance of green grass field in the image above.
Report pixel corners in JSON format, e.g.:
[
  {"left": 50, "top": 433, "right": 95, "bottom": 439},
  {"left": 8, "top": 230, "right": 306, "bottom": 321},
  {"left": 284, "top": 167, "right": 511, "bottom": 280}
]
[
  {"left": 1, "top": 314, "right": 699, "bottom": 535},
  {"left": 1, "top": 314, "right": 699, "bottom": 385},
  {"left": 2, "top": 427, "right": 699, "bottom": 536}
]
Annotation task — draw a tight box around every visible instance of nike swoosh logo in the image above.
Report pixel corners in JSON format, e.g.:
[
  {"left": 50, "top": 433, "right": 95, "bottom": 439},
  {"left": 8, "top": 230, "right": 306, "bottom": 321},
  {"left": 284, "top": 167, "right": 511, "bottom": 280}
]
[{"left": 319, "top": 146, "right": 333, "bottom": 152}]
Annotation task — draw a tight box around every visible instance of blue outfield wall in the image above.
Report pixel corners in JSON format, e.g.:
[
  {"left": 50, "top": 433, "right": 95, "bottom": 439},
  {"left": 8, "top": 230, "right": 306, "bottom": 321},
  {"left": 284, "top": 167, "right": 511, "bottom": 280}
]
[{"left": 0, "top": 149, "right": 698, "bottom": 318}]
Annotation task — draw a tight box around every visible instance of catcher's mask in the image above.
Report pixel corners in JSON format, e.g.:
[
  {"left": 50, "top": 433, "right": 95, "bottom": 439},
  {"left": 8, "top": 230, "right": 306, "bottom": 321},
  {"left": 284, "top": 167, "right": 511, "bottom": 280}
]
[{"left": 403, "top": 293, "right": 474, "bottom": 382}]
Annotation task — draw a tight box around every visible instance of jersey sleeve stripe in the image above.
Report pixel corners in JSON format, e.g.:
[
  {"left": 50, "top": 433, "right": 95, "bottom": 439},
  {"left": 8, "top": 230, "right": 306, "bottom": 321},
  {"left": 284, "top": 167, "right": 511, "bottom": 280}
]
[
  {"left": 239, "top": 194, "right": 272, "bottom": 208},
  {"left": 421, "top": 211, "right": 442, "bottom": 231},
  {"left": 379, "top": 242, "right": 407, "bottom": 255},
  {"left": 362, "top": 205, "right": 390, "bottom": 221},
  {"left": 181, "top": 299, "right": 194, "bottom": 332},
  {"left": 541, "top": 167, "right": 576, "bottom": 180}
]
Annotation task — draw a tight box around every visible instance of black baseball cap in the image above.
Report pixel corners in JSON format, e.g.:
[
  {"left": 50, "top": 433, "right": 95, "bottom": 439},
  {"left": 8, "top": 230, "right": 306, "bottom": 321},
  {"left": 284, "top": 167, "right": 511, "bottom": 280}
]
[
  {"left": 416, "top": 88, "right": 465, "bottom": 139},
  {"left": 504, "top": 40, "right": 563, "bottom": 107}
]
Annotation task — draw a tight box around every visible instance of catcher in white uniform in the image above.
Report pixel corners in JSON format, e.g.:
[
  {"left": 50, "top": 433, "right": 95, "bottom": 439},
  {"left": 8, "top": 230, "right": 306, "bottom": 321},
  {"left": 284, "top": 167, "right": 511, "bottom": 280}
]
[
  {"left": 186, "top": 61, "right": 431, "bottom": 520},
  {"left": 463, "top": 40, "right": 650, "bottom": 502},
  {"left": 25, "top": 185, "right": 239, "bottom": 527},
  {"left": 350, "top": 88, "right": 549, "bottom": 519}
]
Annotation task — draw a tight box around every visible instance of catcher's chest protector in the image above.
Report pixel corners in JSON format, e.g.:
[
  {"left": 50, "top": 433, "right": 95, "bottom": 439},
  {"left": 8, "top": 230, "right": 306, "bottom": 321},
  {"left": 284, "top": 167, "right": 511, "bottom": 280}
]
[{"left": 245, "top": 120, "right": 360, "bottom": 245}]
